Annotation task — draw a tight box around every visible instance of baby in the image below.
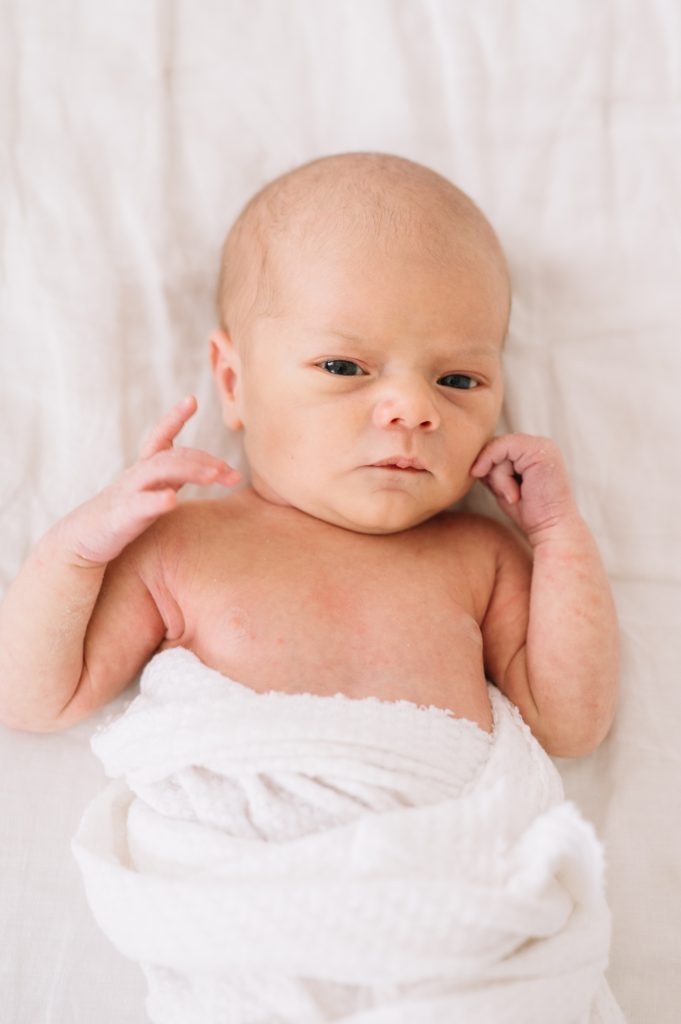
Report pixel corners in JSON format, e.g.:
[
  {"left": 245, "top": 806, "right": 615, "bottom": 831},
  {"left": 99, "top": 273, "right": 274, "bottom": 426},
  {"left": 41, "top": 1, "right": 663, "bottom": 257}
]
[
  {"left": 1, "top": 152, "right": 626, "bottom": 1022},
  {"left": 0, "top": 151, "right": 618, "bottom": 755}
]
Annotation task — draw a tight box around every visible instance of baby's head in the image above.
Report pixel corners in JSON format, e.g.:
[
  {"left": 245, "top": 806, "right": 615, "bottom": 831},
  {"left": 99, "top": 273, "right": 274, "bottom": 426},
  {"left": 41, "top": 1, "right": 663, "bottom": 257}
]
[{"left": 210, "top": 152, "right": 510, "bottom": 535}]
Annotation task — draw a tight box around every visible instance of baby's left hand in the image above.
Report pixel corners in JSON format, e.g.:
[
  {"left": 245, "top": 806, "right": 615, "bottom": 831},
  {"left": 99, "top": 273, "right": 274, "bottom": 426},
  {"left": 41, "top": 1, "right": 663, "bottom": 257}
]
[{"left": 470, "top": 434, "right": 579, "bottom": 543}]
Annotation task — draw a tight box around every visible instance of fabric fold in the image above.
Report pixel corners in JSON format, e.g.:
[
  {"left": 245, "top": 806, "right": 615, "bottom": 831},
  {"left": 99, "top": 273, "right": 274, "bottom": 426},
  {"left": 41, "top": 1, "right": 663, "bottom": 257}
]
[{"left": 72, "top": 647, "right": 623, "bottom": 1023}]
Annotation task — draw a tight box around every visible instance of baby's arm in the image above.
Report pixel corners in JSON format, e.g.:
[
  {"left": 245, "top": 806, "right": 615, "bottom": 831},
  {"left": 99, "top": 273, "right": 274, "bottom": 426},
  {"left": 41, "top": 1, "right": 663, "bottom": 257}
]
[
  {"left": 471, "top": 434, "right": 619, "bottom": 758},
  {"left": 0, "top": 397, "right": 239, "bottom": 733}
]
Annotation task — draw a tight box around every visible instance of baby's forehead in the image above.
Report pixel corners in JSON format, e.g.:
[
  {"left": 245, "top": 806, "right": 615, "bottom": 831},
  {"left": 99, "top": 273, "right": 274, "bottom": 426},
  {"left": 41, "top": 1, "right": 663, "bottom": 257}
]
[{"left": 218, "top": 153, "right": 509, "bottom": 340}]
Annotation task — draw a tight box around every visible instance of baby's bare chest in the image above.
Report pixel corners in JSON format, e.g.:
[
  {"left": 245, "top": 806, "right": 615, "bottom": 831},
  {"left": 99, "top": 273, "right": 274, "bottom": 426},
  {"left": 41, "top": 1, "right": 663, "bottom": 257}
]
[{"left": 167, "top": 508, "right": 495, "bottom": 728}]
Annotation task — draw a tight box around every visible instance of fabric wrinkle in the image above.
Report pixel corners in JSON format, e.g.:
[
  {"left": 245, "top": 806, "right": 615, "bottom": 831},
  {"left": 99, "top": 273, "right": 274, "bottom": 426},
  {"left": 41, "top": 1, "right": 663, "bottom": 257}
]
[{"left": 72, "top": 647, "right": 623, "bottom": 1023}]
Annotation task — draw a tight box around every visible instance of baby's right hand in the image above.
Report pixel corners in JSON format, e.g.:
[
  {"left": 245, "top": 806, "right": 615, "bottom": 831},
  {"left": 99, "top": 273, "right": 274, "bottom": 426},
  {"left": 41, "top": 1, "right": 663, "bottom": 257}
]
[{"left": 60, "top": 396, "right": 240, "bottom": 566}]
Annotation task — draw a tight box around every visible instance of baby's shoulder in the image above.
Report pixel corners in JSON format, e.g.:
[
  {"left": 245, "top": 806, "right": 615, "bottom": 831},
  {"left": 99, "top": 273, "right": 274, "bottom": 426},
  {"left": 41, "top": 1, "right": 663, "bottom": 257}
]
[
  {"left": 163, "top": 492, "right": 245, "bottom": 534},
  {"left": 432, "top": 508, "right": 525, "bottom": 552},
  {"left": 125, "top": 492, "right": 248, "bottom": 579},
  {"left": 429, "top": 511, "right": 532, "bottom": 618},
  {"left": 430, "top": 508, "right": 531, "bottom": 579}
]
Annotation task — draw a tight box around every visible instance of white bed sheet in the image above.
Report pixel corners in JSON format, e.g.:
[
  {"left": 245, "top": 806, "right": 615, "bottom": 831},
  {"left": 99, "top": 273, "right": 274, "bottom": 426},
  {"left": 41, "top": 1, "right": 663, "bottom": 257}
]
[{"left": 1, "top": 2, "right": 680, "bottom": 1021}]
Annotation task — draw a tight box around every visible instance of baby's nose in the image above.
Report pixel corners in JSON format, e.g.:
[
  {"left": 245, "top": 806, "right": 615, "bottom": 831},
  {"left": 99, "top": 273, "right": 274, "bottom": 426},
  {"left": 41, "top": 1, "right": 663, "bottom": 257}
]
[{"left": 371, "top": 379, "right": 439, "bottom": 432}]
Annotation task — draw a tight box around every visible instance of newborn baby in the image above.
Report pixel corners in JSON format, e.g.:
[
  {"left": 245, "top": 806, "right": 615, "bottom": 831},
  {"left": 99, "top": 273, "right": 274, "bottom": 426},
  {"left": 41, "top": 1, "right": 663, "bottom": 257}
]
[
  {"left": 0, "top": 153, "right": 625, "bottom": 1023},
  {"left": 0, "top": 151, "right": 618, "bottom": 754}
]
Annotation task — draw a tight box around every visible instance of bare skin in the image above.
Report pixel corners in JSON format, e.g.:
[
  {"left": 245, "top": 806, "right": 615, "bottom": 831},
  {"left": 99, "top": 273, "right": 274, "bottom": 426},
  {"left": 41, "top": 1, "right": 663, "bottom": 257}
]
[
  {"left": 0, "top": 166, "right": 619, "bottom": 756},
  {"left": 0, "top": 390, "right": 618, "bottom": 755},
  {"left": 90, "top": 486, "right": 502, "bottom": 732}
]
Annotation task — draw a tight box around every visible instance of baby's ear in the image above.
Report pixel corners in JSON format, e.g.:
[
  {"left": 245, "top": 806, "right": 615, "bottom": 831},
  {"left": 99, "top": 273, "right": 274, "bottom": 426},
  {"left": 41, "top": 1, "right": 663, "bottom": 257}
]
[{"left": 209, "top": 328, "right": 243, "bottom": 431}]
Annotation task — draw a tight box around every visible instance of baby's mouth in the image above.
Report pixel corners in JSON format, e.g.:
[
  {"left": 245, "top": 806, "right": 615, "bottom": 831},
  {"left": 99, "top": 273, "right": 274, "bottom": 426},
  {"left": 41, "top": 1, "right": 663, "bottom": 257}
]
[{"left": 369, "top": 457, "right": 427, "bottom": 472}]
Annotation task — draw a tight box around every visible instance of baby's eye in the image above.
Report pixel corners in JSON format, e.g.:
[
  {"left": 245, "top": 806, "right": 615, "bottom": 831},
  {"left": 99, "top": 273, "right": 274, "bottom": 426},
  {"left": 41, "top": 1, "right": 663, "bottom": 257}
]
[
  {"left": 319, "top": 359, "right": 365, "bottom": 376},
  {"left": 438, "top": 374, "right": 479, "bottom": 390}
]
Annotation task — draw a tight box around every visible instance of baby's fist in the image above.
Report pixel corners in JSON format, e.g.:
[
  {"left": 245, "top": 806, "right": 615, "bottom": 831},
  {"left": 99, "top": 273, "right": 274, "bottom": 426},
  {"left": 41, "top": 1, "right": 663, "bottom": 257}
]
[{"left": 470, "top": 434, "right": 579, "bottom": 543}]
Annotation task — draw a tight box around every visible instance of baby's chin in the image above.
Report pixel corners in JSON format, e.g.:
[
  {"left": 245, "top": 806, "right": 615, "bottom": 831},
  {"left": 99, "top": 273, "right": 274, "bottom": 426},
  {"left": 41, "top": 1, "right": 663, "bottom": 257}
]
[
  {"left": 301, "top": 489, "right": 458, "bottom": 536},
  {"left": 248, "top": 470, "right": 472, "bottom": 535}
]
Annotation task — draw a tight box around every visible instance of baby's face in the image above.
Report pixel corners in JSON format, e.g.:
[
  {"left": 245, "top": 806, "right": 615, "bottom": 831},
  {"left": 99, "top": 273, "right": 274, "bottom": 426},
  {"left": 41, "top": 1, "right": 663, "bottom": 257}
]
[{"left": 215, "top": 235, "right": 507, "bottom": 534}]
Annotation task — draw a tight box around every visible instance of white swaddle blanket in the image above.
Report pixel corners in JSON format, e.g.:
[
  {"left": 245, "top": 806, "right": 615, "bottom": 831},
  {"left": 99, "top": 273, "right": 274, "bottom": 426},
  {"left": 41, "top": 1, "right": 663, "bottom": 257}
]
[{"left": 72, "top": 647, "right": 624, "bottom": 1023}]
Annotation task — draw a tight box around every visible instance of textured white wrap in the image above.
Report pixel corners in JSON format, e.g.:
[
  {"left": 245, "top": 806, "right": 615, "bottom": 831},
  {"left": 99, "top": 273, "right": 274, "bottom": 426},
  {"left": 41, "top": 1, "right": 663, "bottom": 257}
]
[{"left": 72, "top": 648, "right": 624, "bottom": 1023}]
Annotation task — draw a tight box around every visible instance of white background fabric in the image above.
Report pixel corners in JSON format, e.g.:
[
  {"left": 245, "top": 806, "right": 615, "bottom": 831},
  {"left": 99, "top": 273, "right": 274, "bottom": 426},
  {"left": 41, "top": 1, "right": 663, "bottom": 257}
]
[{"left": 0, "top": 2, "right": 679, "bottom": 1021}]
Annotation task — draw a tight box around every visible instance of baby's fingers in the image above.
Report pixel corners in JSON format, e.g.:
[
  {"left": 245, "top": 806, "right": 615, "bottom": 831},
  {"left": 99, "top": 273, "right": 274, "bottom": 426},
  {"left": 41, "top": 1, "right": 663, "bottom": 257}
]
[
  {"left": 127, "top": 488, "right": 178, "bottom": 520},
  {"left": 131, "top": 447, "right": 240, "bottom": 491},
  {"left": 139, "top": 395, "right": 198, "bottom": 460},
  {"left": 480, "top": 461, "right": 522, "bottom": 505}
]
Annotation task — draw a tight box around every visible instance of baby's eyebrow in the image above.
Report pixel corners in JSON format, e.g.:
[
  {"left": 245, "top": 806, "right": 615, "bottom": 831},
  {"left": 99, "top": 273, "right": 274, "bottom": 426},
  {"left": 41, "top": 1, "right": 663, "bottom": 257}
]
[
  {"left": 297, "top": 326, "right": 368, "bottom": 344},
  {"left": 309, "top": 328, "right": 500, "bottom": 361}
]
